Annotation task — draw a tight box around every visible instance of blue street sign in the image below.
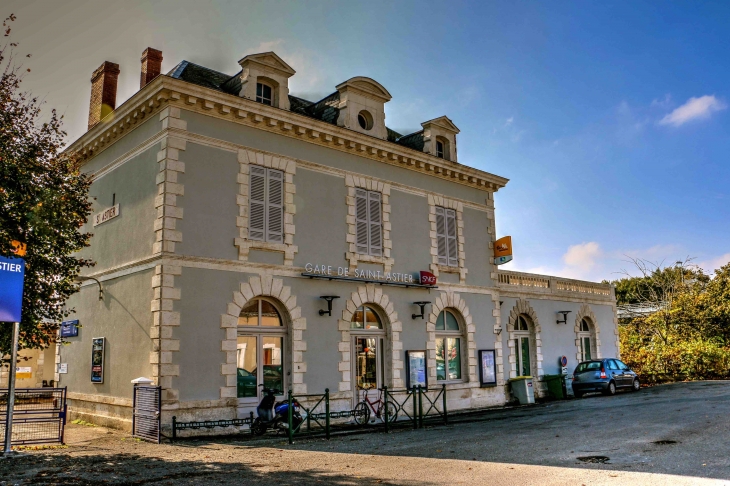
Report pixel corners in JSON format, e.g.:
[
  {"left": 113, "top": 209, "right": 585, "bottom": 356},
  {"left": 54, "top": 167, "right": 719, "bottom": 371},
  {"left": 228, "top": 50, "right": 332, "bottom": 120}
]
[
  {"left": 61, "top": 320, "right": 79, "bottom": 337},
  {"left": 0, "top": 256, "right": 25, "bottom": 322}
]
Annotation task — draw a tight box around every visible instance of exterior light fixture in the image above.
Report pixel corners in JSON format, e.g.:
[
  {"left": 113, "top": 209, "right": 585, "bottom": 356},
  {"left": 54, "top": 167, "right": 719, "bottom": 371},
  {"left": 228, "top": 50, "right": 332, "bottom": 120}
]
[
  {"left": 75, "top": 276, "right": 104, "bottom": 301},
  {"left": 318, "top": 296, "right": 340, "bottom": 316},
  {"left": 412, "top": 301, "right": 431, "bottom": 320},
  {"left": 556, "top": 310, "right": 571, "bottom": 325}
]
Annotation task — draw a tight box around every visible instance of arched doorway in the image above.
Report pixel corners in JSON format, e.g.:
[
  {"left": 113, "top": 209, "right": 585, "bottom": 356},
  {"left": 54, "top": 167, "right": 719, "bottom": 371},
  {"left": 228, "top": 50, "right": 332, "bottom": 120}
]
[
  {"left": 350, "top": 304, "right": 386, "bottom": 406},
  {"left": 236, "top": 297, "right": 287, "bottom": 403},
  {"left": 513, "top": 315, "right": 536, "bottom": 377}
]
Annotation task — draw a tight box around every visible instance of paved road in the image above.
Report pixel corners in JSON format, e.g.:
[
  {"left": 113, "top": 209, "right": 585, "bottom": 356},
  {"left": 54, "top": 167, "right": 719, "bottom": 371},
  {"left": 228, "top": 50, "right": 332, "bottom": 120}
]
[{"left": 1, "top": 381, "right": 729, "bottom": 485}]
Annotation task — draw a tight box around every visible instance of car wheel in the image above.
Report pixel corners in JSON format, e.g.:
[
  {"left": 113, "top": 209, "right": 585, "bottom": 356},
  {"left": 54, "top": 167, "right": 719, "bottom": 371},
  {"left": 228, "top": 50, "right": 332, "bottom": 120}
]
[
  {"left": 632, "top": 379, "right": 640, "bottom": 391},
  {"left": 604, "top": 381, "right": 616, "bottom": 396},
  {"left": 574, "top": 391, "right": 583, "bottom": 399}
]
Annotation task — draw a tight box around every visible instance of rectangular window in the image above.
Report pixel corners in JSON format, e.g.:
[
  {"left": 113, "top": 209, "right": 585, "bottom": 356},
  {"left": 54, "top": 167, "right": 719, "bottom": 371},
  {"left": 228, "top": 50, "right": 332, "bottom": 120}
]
[
  {"left": 249, "top": 166, "right": 284, "bottom": 243},
  {"left": 256, "top": 83, "right": 273, "bottom": 105},
  {"left": 355, "top": 188, "right": 382, "bottom": 256},
  {"left": 436, "top": 337, "right": 462, "bottom": 382},
  {"left": 435, "top": 206, "right": 458, "bottom": 266}
]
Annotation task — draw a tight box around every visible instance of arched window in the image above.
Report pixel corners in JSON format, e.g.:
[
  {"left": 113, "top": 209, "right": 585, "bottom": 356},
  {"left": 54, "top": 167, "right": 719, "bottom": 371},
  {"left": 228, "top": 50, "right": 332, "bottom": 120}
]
[
  {"left": 256, "top": 82, "right": 273, "bottom": 106},
  {"left": 351, "top": 305, "right": 384, "bottom": 393},
  {"left": 435, "top": 137, "right": 450, "bottom": 160},
  {"left": 514, "top": 315, "right": 532, "bottom": 376},
  {"left": 435, "top": 310, "right": 462, "bottom": 382},
  {"left": 237, "top": 298, "right": 285, "bottom": 399},
  {"left": 578, "top": 318, "right": 593, "bottom": 361}
]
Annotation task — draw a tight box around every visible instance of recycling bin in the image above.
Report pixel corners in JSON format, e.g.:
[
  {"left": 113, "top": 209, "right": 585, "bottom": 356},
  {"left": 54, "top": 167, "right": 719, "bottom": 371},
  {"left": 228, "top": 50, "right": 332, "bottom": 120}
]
[
  {"left": 543, "top": 374, "right": 565, "bottom": 400},
  {"left": 509, "top": 376, "right": 535, "bottom": 404}
]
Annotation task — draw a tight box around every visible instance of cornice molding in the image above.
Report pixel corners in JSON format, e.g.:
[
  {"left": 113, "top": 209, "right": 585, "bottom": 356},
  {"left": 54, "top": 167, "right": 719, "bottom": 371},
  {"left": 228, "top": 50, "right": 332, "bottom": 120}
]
[{"left": 68, "top": 76, "right": 509, "bottom": 193}]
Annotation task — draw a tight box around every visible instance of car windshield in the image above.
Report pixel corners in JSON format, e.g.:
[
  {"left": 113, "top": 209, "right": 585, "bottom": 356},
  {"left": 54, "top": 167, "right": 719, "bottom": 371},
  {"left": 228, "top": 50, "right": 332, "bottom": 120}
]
[{"left": 575, "top": 361, "right": 602, "bottom": 373}]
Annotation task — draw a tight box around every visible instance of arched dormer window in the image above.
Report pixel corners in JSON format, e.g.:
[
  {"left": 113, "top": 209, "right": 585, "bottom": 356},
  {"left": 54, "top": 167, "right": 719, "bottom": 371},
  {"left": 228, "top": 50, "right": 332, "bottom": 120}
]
[
  {"left": 256, "top": 82, "right": 273, "bottom": 106},
  {"left": 435, "top": 137, "right": 450, "bottom": 161}
]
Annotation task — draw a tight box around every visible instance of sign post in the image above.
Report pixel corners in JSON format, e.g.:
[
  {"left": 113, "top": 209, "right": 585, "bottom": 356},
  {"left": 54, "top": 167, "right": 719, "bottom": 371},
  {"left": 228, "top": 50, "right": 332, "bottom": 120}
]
[{"left": 1, "top": 253, "right": 26, "bottom": 457}]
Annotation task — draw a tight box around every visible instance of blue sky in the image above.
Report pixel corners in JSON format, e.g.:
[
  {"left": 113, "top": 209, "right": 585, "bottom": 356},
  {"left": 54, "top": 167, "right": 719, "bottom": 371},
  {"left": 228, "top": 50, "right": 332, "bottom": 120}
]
[{"left": 7, "top": 1, "right": 730, "bottom": 282}]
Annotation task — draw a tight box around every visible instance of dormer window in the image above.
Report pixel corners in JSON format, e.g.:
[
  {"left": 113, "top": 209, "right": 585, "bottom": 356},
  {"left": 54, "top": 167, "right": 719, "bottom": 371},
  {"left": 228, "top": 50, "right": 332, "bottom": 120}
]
[
  {"left": 358, "top": 110, "right": 373, "bottom": 131},
  {"left": 256, "top": 82, "right": 273, "bottom": 106},
  {"left": 435, "top": 137, "right": 450, "bottom": 161}
]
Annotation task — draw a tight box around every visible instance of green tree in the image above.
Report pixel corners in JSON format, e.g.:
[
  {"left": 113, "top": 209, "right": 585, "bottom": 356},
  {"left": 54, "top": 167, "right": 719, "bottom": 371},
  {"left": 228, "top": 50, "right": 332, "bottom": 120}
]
[{"left": 0, "top": 14, "right": 93, "bottom": 359}]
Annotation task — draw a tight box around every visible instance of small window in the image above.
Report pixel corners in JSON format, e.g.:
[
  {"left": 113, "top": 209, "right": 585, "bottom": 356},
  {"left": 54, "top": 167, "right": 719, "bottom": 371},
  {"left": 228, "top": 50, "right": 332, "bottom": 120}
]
[
  {"left": 435, "top": 310, "right": 462, "bottom": 382},
  {"left": 516, "top": 315, "right": 529, "bottom": 331},
  {"left": 435, "top": 206, "right": 458, "bottom": 267},
  {"left": 351, "top": 305, "right": 383, "bottom": 330},
  {"left": 436, "top": 140, "right": 444, "bottom": 158},
  {"left": 256, "top": 82, "right": 273, "bottom": 106},
  {"left": 355, "top": 189, "right": 382, "bottom": 256},
  {"left": 358, "top": 110, "right": 373, "bottom": 130},
  {"left": 249, "top": 166, "right": 284, "bottom": 243},
  {"left": 580, "top": 318, "right": 590, "bottom": 332}
]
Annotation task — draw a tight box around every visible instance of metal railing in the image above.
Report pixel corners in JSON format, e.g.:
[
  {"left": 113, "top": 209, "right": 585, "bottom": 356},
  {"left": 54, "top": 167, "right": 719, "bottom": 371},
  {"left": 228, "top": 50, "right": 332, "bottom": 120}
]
[{"left": 170, "top": 385, "right": 449, "bottom": 444}]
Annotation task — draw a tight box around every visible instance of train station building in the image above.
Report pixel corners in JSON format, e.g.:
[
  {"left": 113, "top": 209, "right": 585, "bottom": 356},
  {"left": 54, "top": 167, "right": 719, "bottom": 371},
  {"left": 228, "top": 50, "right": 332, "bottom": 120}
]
[{"left": 43, "top": 48, "right": 618, "bottom": 431}]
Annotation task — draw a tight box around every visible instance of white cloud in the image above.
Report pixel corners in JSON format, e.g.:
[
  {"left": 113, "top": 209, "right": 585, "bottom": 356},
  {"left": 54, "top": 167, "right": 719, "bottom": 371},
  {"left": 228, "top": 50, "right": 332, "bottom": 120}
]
[
  {"left": 659, "top": 95, "right": 727, "bottom": 127},
  {"left": 563, "top": 242, "right": 602, "bottom": 272},
  {"left": 697, "top": 253, "right": 730, "bottom": 274},
  {"left": 505, "top": 116, "right": 514, "bottom": 126},
  {"left": 651, "top": 94, "right": 672, "bottom": 108}
]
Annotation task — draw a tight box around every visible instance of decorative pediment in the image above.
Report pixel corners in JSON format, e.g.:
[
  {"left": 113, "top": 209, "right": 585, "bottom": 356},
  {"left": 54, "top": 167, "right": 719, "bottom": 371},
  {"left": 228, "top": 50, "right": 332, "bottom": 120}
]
[
  {"left": 422, "top": 116, "right": 460, "bottom": 134},
  {"left": 336, "top": 76, "right": 392, "bottom": 102},
  {"left": 238, "top": 51, "right": 296, "bottom": 77}
]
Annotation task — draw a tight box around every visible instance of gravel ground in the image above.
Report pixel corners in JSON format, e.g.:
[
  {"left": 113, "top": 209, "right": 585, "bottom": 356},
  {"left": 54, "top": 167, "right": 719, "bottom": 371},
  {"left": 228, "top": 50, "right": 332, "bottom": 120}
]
[{"left": 1, "top": 381, "right": 730, "bottom": 485}]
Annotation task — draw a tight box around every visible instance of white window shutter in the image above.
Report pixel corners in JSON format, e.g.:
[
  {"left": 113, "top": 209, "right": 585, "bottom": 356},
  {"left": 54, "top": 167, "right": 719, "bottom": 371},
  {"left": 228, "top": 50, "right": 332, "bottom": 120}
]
[
  {"left": 249, "top": 166, "right": 266, "bottom": 241},
  {"left": 446, "top": 208, "right": 458, "bottom": 267},
  {"left": 355, "top": 188, "right": 369, "bottom": 254},
  {"left": 435, "top": 206, "right": 448, "bottom": 265},
  {"left": 266, "top": 170, "right": 284, "bottom": 243},
  {"left": 368, "top": 191, "right": 382, "bottom": 256}
]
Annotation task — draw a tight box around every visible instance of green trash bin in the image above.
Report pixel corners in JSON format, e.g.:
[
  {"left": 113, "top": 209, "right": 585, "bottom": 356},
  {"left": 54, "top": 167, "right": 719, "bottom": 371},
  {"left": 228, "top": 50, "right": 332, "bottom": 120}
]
[{"left": 543, "top": 374, "right": 565, "bottom": 400}]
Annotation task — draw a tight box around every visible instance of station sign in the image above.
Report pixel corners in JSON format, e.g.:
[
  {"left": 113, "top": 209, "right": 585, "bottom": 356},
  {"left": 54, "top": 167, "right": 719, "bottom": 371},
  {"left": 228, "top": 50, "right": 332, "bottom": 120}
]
[
  {"left": 494, "top": 236, "right": 513, "bottom": 266},
  {"left": 61, "top": 320, "right": 80, "bottom": 338},
  {"left": 303, "top": 263, "right": 437, "bottom": 287},
  {"left": 93, "top": 204, "right": 120, "bottom": 227},
  {"left": 0, "top": 255, "right": 25, "bottom": 322}
]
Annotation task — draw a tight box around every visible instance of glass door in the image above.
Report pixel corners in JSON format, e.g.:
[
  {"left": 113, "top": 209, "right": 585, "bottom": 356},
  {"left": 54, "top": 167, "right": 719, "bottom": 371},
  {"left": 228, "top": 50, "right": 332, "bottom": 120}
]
[{"left": 353, "top": 336, "right": 381, "bottom": 405}]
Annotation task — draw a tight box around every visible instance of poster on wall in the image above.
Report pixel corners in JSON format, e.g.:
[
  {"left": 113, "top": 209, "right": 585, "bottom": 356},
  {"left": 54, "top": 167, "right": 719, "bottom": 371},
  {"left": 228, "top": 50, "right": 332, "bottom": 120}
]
[
  {"left": 406, "top": 350, "right": 427, "bottom": 390},
  {"left": 91, "top": 337, "right": 105, "bottom": 383},
  {"left": 478, "top": 349, "right": 497, "bottom": 387}
]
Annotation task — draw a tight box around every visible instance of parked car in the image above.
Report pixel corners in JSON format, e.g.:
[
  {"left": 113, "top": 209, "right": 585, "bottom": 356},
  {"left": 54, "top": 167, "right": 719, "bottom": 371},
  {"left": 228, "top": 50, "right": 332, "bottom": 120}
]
[{"left": 571, "top": 358, "right": 640, "bottom": 398}]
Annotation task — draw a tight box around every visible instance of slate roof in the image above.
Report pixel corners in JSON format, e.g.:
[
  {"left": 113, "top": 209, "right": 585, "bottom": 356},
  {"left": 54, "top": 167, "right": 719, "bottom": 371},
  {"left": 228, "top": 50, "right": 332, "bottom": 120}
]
[
  {"left": 395, "top": 130, "right": 425, "bottom": 151},
  {"left": 166, "top": 60, "right": 436, "bottom": 155}
]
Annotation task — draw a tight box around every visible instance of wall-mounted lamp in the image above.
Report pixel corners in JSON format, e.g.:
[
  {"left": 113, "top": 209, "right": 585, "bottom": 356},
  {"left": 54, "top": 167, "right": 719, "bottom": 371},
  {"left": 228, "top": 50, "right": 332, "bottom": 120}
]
[
  {"left": 75, "top": 276, "right": 104, "bottom": 301},
  {"left": 556, "top": 310, "right": 572, "bottom": 325},
  {"left": 318, "top": 296, "right": 340, "bottom": 316},
  {"left": 412, "top": 301, "right": 431, "bottom": 320}
]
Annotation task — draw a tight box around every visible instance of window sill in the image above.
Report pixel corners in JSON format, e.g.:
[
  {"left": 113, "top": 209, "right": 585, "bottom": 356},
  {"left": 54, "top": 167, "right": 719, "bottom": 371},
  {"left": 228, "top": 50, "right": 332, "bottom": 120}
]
[{"left": 234, "top": 238, "right": 298, "bottom": 265}]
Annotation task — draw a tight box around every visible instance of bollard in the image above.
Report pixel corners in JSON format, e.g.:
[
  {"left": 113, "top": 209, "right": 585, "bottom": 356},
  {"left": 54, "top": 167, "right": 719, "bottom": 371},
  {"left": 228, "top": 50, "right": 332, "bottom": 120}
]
[
  {"left": 172, "top": 416, "right": 177, "bottom": 442},
  {"left": 383, "top": 386, "right": 389, "bottom": 433},
  {"left": 442, "top": 384, "right": 448, "bottom": 425},
  {"left": 287, "top": 390, "right": 293, "bottom": 445},
  {"left": 325, "top": 388, "right": 330, "bottom": 440}
]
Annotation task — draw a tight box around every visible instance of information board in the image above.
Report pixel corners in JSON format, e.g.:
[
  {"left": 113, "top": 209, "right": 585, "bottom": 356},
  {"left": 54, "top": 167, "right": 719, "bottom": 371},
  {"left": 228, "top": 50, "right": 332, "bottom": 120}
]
[
  {"left": 479, "top": 349, "right": 497, "bottom": 386},
  {"left": 91, "top": 337, "right": 105, "bottom": 383},
  {"left": 406, "top": 350, "right": 428, "bottom": 390}
]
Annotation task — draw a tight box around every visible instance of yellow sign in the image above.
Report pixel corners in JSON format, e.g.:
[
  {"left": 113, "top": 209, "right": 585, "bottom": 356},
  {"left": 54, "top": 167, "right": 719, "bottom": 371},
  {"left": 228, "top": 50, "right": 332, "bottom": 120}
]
[
  {"left": 494, "top": 236, "right": 513, "bottom": 265},
  {"left": 16, "top": 366, "right": 32, "bottom": 379},
  {"left": 11, "top": 240, "right": 27, "bottom": 257},
  {"left": 494, "top": 236, "right": 512, "bottom": 257}
]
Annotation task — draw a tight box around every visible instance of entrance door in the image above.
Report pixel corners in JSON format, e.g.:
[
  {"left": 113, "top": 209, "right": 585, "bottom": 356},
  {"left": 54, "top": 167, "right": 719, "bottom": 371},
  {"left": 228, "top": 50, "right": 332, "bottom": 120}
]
[
  {"left": 515, "top": 336, "right": 531, "bottom": 377},
  {"left": 353, "top": 336, "right": 382, "bottom": 405}
]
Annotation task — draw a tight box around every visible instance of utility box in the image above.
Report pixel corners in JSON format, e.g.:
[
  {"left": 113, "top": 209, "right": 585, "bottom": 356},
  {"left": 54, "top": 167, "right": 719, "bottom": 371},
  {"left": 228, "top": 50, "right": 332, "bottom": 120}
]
[
  {"left": 510, "top": 376, "right": 535, "bottom": 405},
  {"left": 564, "top": 374, "right": 575, "bottom": 398}
]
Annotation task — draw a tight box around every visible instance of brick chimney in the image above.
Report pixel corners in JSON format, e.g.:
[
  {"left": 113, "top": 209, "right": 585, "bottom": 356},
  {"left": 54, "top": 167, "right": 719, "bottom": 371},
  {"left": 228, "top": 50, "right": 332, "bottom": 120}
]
[
  {"left": 140, "top": 47, "right": 163, "bottom": 89},
  {"left": 88, "top": 61, "right": 120, "bottom": 130}
]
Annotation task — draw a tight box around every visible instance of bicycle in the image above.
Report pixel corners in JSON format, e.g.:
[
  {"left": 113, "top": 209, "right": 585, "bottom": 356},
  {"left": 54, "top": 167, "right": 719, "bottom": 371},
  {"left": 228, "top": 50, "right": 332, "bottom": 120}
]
[{"left": 353, "top": 386, "right": 398, "bottom": 425}]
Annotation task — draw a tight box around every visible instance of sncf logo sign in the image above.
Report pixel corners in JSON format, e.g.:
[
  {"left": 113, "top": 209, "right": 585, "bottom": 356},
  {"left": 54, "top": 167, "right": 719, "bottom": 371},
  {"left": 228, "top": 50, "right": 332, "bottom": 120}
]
[{"left": 419, "top": 271, "right": 437, "bottom": 286}]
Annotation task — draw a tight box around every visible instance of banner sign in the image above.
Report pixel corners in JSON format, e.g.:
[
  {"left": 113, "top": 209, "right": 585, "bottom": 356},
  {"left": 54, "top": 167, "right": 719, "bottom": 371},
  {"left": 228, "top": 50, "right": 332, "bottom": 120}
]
[
  {"left": 91, "top": 337, "right": 105, "bottom": 383},
  {"left": 493, "top": 236, "right": 513, "bottom": 266},
  {"left": 61, "top": 320, "right": 80, "bottom": 338},
  {"left": 0, "top": 255, "right": 25, "bottom": 322},
  {"left": 303, "top": 263, "right": 437, "bottom": 287}
]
